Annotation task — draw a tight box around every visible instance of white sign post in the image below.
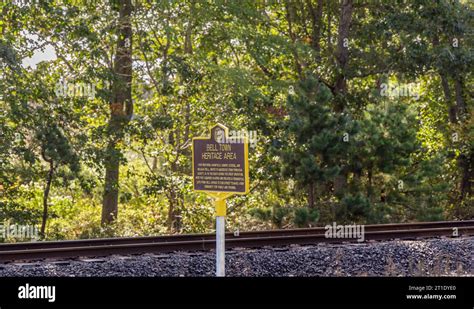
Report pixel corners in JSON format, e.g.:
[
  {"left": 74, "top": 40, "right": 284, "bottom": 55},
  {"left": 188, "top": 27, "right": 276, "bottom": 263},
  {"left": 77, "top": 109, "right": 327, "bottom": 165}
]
[
  {"left": 192, "top": 124, "right": 250, "bottom": 277},
  {"left": 215, "top": 202, "right": 226, "bottom": 276}
]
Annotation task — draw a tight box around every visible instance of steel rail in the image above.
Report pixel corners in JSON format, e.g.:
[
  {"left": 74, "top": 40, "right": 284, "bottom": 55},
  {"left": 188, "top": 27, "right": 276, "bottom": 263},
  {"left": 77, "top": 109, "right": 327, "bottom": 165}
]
[
  {"left": 0, "top": 221, "right": 472, "bottom": 262},
  {"left": 1, "top": 220, "right": 472, "bottom": 250}
]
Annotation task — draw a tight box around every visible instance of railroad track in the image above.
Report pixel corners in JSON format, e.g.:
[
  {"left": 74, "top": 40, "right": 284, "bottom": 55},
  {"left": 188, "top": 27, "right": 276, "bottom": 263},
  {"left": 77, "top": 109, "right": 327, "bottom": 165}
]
[{"left": 0, "top": 220, "right": 472, "bottom": 262}]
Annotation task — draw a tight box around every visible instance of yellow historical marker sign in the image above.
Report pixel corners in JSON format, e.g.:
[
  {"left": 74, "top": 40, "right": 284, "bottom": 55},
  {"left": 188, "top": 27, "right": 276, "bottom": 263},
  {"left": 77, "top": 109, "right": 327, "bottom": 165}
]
[{"left": 192, "top": 123, "right": 249, "bottom": 195}]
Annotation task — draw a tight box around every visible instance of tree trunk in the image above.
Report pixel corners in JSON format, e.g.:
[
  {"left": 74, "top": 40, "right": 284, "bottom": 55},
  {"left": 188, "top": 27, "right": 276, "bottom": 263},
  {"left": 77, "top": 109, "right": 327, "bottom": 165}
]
[
  {"left": 326, "top": 0, "right": 332, "bottom": 53},
  {"left": 308, "top": 182, "right": 315, "bottom": 208},
  {"left": 458, "top": 153, "right": 472, "bottom": 202},
  {"left": 334, "top": 172, "right": 347, "bottom": 196},
  {"left": 307, "top": 0, "right": 324, "bottom": 61},
  {"left": 152, "top": 156, "right": 158, "bottom": 171},
  {"left": 165, "top": 5, "right": 195, "bottom": 232},
  {"left": 41, "top": 159, "right": 54, "bottom": 238},
  {"left": 184, "top": 0, "right": 195, "bottom": 55},
  {"left": 432, "top": 34, "right": 471, "bottom": 213},
  {"left": 167, "top": 188, "right": 176, "bottom": 232},
  {"left": 285, "top": 0, "right": 304, "bottom": 79},
  {"left": 333, "top": 0, "right": 353, "bottom": 112},
  {"left": 454, "top": 77, "right": 466, "bottom": 117},
  {"left": 102, "top": 143, "right": 120, "bottom": 224},
  {"left": 332, "top": 0, "right": 353, "bottom": 193},
  {"left": 367, "top": 168, "right": 373, "bottom": 201},
  {"left": 454, "top": 77, "right": 471, "bottom": 206},
  {"left": 440, "top": 73, "right": 458, "bottom": 123},
  {"left": 433, "top": 35, "right": 457, "bottom": 123},
  {"left": 102, "top": 0, "right": 133, "bottom": 225}
]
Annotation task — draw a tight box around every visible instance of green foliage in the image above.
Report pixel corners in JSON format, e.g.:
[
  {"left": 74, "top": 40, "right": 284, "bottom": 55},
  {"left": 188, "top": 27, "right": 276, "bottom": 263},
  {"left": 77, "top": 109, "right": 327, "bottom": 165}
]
[
  {"left": 337, "top": 193, "right": 371, "bottom": 224},
  {"left": 248, "top": 205, "right": 292, "bottom": 229},
  {"left": 278, "top": 76, "right": 356, "bottom": 192},
  {"left": 0, "top": 0, "right": 472, "bottom": 240},
  {"left": 249, "top": 204, "right": 319, "bottom": 228},
  {"left": 293, "top": 207, "right": 319, "bottom": 228}
]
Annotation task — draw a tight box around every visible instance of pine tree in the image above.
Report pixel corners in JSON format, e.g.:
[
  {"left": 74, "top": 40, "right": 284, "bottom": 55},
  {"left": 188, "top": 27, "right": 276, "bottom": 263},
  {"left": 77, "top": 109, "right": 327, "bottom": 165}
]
[{"left": 278, "top": 75, "right": 356, "bottom": 212}]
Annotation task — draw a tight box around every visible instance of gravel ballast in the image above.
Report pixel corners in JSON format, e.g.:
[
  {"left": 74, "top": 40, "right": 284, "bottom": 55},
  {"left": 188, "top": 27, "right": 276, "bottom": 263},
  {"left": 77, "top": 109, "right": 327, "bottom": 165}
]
[{"left": 0, "top": 237, "right": 472, "bottom": 277}]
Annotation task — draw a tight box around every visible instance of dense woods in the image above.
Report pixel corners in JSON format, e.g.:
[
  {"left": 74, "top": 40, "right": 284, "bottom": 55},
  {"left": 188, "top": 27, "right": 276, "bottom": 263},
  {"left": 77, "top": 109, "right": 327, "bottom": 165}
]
[{"left": 0, "top": 0, "right": 472, "bottom": 240}]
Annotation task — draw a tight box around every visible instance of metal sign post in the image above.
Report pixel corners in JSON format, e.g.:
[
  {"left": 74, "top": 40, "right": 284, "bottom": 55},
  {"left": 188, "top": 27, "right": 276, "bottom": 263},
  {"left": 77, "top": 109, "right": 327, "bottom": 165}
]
[
  {"left": 192, "top": 123, "right": 249, "bottom": 277},
  {"left": 215, "top": 198, "right": 226, "bottom": 276}
]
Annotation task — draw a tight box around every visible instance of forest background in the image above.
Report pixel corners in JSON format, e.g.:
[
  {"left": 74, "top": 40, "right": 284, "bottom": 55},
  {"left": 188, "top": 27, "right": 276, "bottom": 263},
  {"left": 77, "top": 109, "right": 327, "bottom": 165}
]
[{"left": 0, "top": 0, "right": 472, "bottom": 240}]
